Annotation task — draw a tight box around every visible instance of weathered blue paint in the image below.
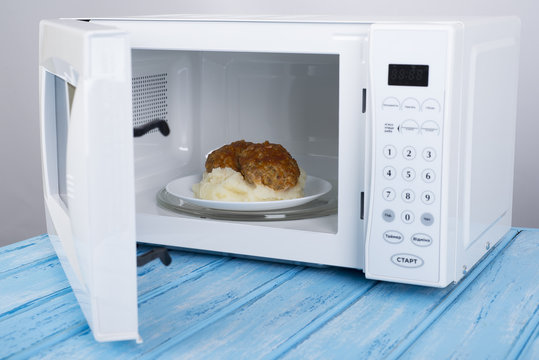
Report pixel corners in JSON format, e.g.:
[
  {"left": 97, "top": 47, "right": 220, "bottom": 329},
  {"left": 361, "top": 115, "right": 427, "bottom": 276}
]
[{"left": 0, "top": 229, "right": 537, "bottom": 359}]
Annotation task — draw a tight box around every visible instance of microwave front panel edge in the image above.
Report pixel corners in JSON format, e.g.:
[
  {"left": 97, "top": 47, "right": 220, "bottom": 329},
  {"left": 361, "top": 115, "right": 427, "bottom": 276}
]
[
  {"left": 39, "top": 19, "right": 139, "bottom": 342},
  {"left": 366, "top": 24, "right": 455, "bottom": 287}
]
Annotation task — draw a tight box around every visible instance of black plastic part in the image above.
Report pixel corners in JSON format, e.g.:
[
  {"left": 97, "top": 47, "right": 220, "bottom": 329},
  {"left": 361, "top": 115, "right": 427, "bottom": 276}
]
[
  {"left": 360, "top": 191, "right": 365, "bottom": 220},
  {"left": 133, "top": 119, "right": 170, "bottom": 138},
  {"left": 362, "top": 88, "right": 367, "bottom": 113},
  {"left": 137, "top": 247, "right": 172, "bottom": 267}
]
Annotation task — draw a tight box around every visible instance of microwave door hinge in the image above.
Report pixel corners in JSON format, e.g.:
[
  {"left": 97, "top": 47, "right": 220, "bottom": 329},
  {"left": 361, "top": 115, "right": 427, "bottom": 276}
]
[{"left": 137, "top": 246, "right": 172, "bottom": 267}]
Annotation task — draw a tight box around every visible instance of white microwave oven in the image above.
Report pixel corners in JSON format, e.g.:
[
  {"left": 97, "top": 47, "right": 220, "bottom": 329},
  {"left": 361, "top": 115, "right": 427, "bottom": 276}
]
[{"left": 39, "top": 15, "right": 521, "bottom": 342}]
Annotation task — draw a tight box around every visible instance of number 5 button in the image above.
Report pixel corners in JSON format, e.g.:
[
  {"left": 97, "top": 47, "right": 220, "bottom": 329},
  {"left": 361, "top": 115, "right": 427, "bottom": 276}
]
[{"left": 402, "top": 167, "right": 416, "bottom": 181}]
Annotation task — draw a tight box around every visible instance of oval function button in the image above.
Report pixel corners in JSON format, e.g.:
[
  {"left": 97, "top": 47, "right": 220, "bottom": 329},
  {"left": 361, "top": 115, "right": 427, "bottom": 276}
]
[
  {"left": 421, "top": 120, "right": 440, "bottom": 135},
  {"left": 382, "top": 97, "right": 400, "bottom": 111},
  {"left": 421, "top": 98, "right": 441, "bottom": 113},
  {"left": 401, "top": 97, "right": 420, "bottom": 111},
  {"left": 399, "top": 119, "right": 420, "bottom": 135},
  {"left": 383, "top": 230, "right": 404, "bottom": 244},
  {"left": 391, "top": 254, "right": 424, "bottom": 268},
  {"left": 411, "top": 233, "right": 433, "bottom": 247}
]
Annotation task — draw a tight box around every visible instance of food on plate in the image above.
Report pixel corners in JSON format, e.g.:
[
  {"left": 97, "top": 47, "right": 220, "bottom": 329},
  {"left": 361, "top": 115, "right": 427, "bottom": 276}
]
[
  {"left": 205, "top": 140, "right": 253, "bottom": 173},
  {"left": 238, "top": 141, "right": 301, "bottom": 191},
  {"left": 192, "top": 140, "right": 305, "bottom": 202}
]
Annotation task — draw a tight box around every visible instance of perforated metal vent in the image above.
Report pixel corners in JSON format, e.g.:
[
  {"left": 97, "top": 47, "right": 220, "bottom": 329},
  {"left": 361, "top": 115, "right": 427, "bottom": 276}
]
[{"left": 132, "top": 73, "right": 168, "bottom": 133}]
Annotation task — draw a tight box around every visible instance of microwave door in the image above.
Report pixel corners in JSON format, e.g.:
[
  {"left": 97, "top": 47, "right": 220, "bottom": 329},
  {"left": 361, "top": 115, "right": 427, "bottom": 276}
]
[{"left": 39, "top": 19, "right": 139, "bottom": 342}]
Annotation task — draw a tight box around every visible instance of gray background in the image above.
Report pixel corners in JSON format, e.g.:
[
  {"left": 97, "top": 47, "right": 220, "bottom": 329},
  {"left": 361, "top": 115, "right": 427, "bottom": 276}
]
[{"left": 1, "top": 0, "right": 537, "bottom": 247}]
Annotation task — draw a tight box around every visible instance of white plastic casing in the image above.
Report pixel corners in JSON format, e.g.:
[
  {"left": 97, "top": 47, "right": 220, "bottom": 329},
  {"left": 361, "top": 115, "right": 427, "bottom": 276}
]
[
  {"left": 366, "top": 24, "right": 454, "bottom": 286},
  {"left": 38, "top": 15, "right": 520, "bottom": 342}
]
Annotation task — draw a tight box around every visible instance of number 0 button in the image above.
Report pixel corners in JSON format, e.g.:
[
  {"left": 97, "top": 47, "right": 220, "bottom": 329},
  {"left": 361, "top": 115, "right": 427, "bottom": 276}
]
[{"left": 401, "top": 210, "right": 415, "bottom": 224}]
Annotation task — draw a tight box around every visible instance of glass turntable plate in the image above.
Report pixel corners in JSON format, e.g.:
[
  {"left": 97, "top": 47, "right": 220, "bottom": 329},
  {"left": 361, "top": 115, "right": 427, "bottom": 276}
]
[
  {"left": 157, "top": 175, "right": 337, "bottom": 221},
  {"left": 165, "top": 174, "right": 331, "bottom": 211}
]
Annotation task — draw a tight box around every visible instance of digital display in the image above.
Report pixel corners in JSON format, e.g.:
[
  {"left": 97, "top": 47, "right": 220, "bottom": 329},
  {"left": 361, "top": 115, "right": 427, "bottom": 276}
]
[{"left": 388, "top": 64, "right": 429, "bottom": 87}]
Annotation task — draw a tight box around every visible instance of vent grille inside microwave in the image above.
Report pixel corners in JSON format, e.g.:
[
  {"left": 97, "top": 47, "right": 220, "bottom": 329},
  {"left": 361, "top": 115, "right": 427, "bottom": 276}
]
[{"left": 132, "top": 73, "right": 168, "bottom": 133}]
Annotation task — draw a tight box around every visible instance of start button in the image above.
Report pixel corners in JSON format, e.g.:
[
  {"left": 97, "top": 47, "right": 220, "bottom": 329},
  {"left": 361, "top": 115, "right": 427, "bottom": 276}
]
[{"left": 391, "top": 254, "right": 424, "bottom": 268}]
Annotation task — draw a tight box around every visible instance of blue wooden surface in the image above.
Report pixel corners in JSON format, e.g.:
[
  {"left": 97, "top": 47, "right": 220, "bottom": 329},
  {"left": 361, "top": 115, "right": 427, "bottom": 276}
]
[{"left": 0, "top": 229, "right": 537, "bottom": 359}]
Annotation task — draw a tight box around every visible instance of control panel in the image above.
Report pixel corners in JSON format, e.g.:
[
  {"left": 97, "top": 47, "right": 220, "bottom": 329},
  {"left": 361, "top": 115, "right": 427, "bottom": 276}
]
[{"left": 366, "top": 25, "right": 450, "bottom": 285}]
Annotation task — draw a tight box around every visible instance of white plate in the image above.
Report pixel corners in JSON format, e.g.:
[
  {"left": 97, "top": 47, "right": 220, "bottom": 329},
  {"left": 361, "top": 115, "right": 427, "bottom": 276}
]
[{"left": 165, "top": 174, "right": 332, "bottom": 211}]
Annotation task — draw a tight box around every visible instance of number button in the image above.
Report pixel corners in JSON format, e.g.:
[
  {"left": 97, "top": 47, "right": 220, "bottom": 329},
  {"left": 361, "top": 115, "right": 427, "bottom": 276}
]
[
  {"left": 383, "top": 187, "right": 396, "bottom": 201},
  {"left": 422, "top": 147, "right": 436, "bottom": 162},
  {"left": 402, "top": 167, "right": 416, "bottom": 181},
  {"left": 402, "top": 146, "right": 416, "bottom": 160},
  {"left": 383, "top": 145, "right": 397, "bottom": 159},
  {"left": 383, "top": 166, "right": 397, "bottom": 180},
  {"left": 422, "top": 169, "right": 435, "bottom": 183},
  {"left": 401, "top": 210, "right": 415, "bottom": 224},
  {"left": 421, "top": 191, "right": 435, "bottom": 205},
  {"left": 401, "top": 189, "right": 415, "bottom": 203}
]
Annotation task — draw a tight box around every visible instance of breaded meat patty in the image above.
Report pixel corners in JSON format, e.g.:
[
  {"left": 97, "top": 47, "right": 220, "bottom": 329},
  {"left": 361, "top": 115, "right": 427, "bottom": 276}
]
[
  {"left": 205, "top": 140, "right": 253, "bottom": 173},
  {"left": 238, "top": 141, "right": 300, "bottom": 191}
]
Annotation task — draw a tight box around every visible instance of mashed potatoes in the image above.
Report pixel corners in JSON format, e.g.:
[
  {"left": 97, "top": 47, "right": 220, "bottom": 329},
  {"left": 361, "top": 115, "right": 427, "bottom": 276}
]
[{"left": 193, "top": 167, "right": 306, "bottom": 202}]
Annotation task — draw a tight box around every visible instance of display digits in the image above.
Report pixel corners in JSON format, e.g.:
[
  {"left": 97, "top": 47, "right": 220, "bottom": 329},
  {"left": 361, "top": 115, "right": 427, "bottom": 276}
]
[{"left": 388, "top": 64, "right": 429, "bottom": 87}]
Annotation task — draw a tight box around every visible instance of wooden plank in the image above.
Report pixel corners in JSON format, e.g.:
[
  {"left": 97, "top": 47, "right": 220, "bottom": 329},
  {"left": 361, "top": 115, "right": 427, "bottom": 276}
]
[
  {"left": 0, "top": 234, "right": 56, "bottom": 276},
  {"left": 0, "top": 290, "right": 87, "bottom": 359},
  {"left": 0, "top": 247, "right": 230, "bottom": 359},
  {"left": 398, "top": 230, "right": 539, "bottom": 359},
  {"left": 281, "top": 229, "right": 520, "bottom": 360},
  {"left": 16, "top": 258, "right": 297, "bottom": 359},
  {"left": 515, "top": 319, "right": 539, "bottom": 359},
  {"left": 0, "top": 256, "right": 70, "bottom": 319},
  {"left": 142, "top": 267, "right": 377, "bottom": 359}
]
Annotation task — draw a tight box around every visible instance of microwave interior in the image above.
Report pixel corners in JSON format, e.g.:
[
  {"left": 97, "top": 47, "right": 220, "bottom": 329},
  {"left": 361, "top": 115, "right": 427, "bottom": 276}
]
[{"left": 131, "top": 49, "right": 342, "bottom": 235}]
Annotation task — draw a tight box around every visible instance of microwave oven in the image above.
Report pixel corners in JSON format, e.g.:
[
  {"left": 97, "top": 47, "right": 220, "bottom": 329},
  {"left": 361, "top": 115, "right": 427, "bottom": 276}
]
[{"left": 39, "top": 15, "right": 520, "bottom": 342}]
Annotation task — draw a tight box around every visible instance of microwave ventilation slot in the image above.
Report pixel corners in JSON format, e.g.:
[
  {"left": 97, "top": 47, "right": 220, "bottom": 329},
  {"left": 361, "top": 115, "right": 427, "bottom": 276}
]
[{"left": 132, "top": 73, "right": 168, "bottom": 134}]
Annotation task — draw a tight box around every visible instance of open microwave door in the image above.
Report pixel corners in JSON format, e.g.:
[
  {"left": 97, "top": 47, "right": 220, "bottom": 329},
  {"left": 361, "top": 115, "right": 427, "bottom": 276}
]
[{"left": 39, "top": 19, "right": 139, "bottom": 342}]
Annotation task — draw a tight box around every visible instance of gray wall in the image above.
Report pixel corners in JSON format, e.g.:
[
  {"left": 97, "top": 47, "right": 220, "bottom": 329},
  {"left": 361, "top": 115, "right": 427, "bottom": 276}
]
[{"left": 1, "top": 0, "right": 537, "bottom": 246}]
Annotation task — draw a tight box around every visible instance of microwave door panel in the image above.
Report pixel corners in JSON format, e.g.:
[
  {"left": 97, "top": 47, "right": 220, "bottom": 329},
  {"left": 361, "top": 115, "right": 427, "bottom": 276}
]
[{"left": 39, "top": 19, "right": 139, "bottom": 342}]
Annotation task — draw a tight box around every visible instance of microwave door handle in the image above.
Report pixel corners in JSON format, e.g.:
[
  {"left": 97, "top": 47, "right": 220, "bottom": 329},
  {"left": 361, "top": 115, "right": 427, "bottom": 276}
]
[{"left": 133, "top": 118, "right": 170, "bottom": 137}]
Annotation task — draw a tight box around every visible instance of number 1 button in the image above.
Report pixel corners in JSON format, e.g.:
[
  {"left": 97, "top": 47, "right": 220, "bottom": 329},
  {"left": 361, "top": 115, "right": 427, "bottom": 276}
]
[{"left": 384, "top": 145, "right": 397, "bottom": 159}]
